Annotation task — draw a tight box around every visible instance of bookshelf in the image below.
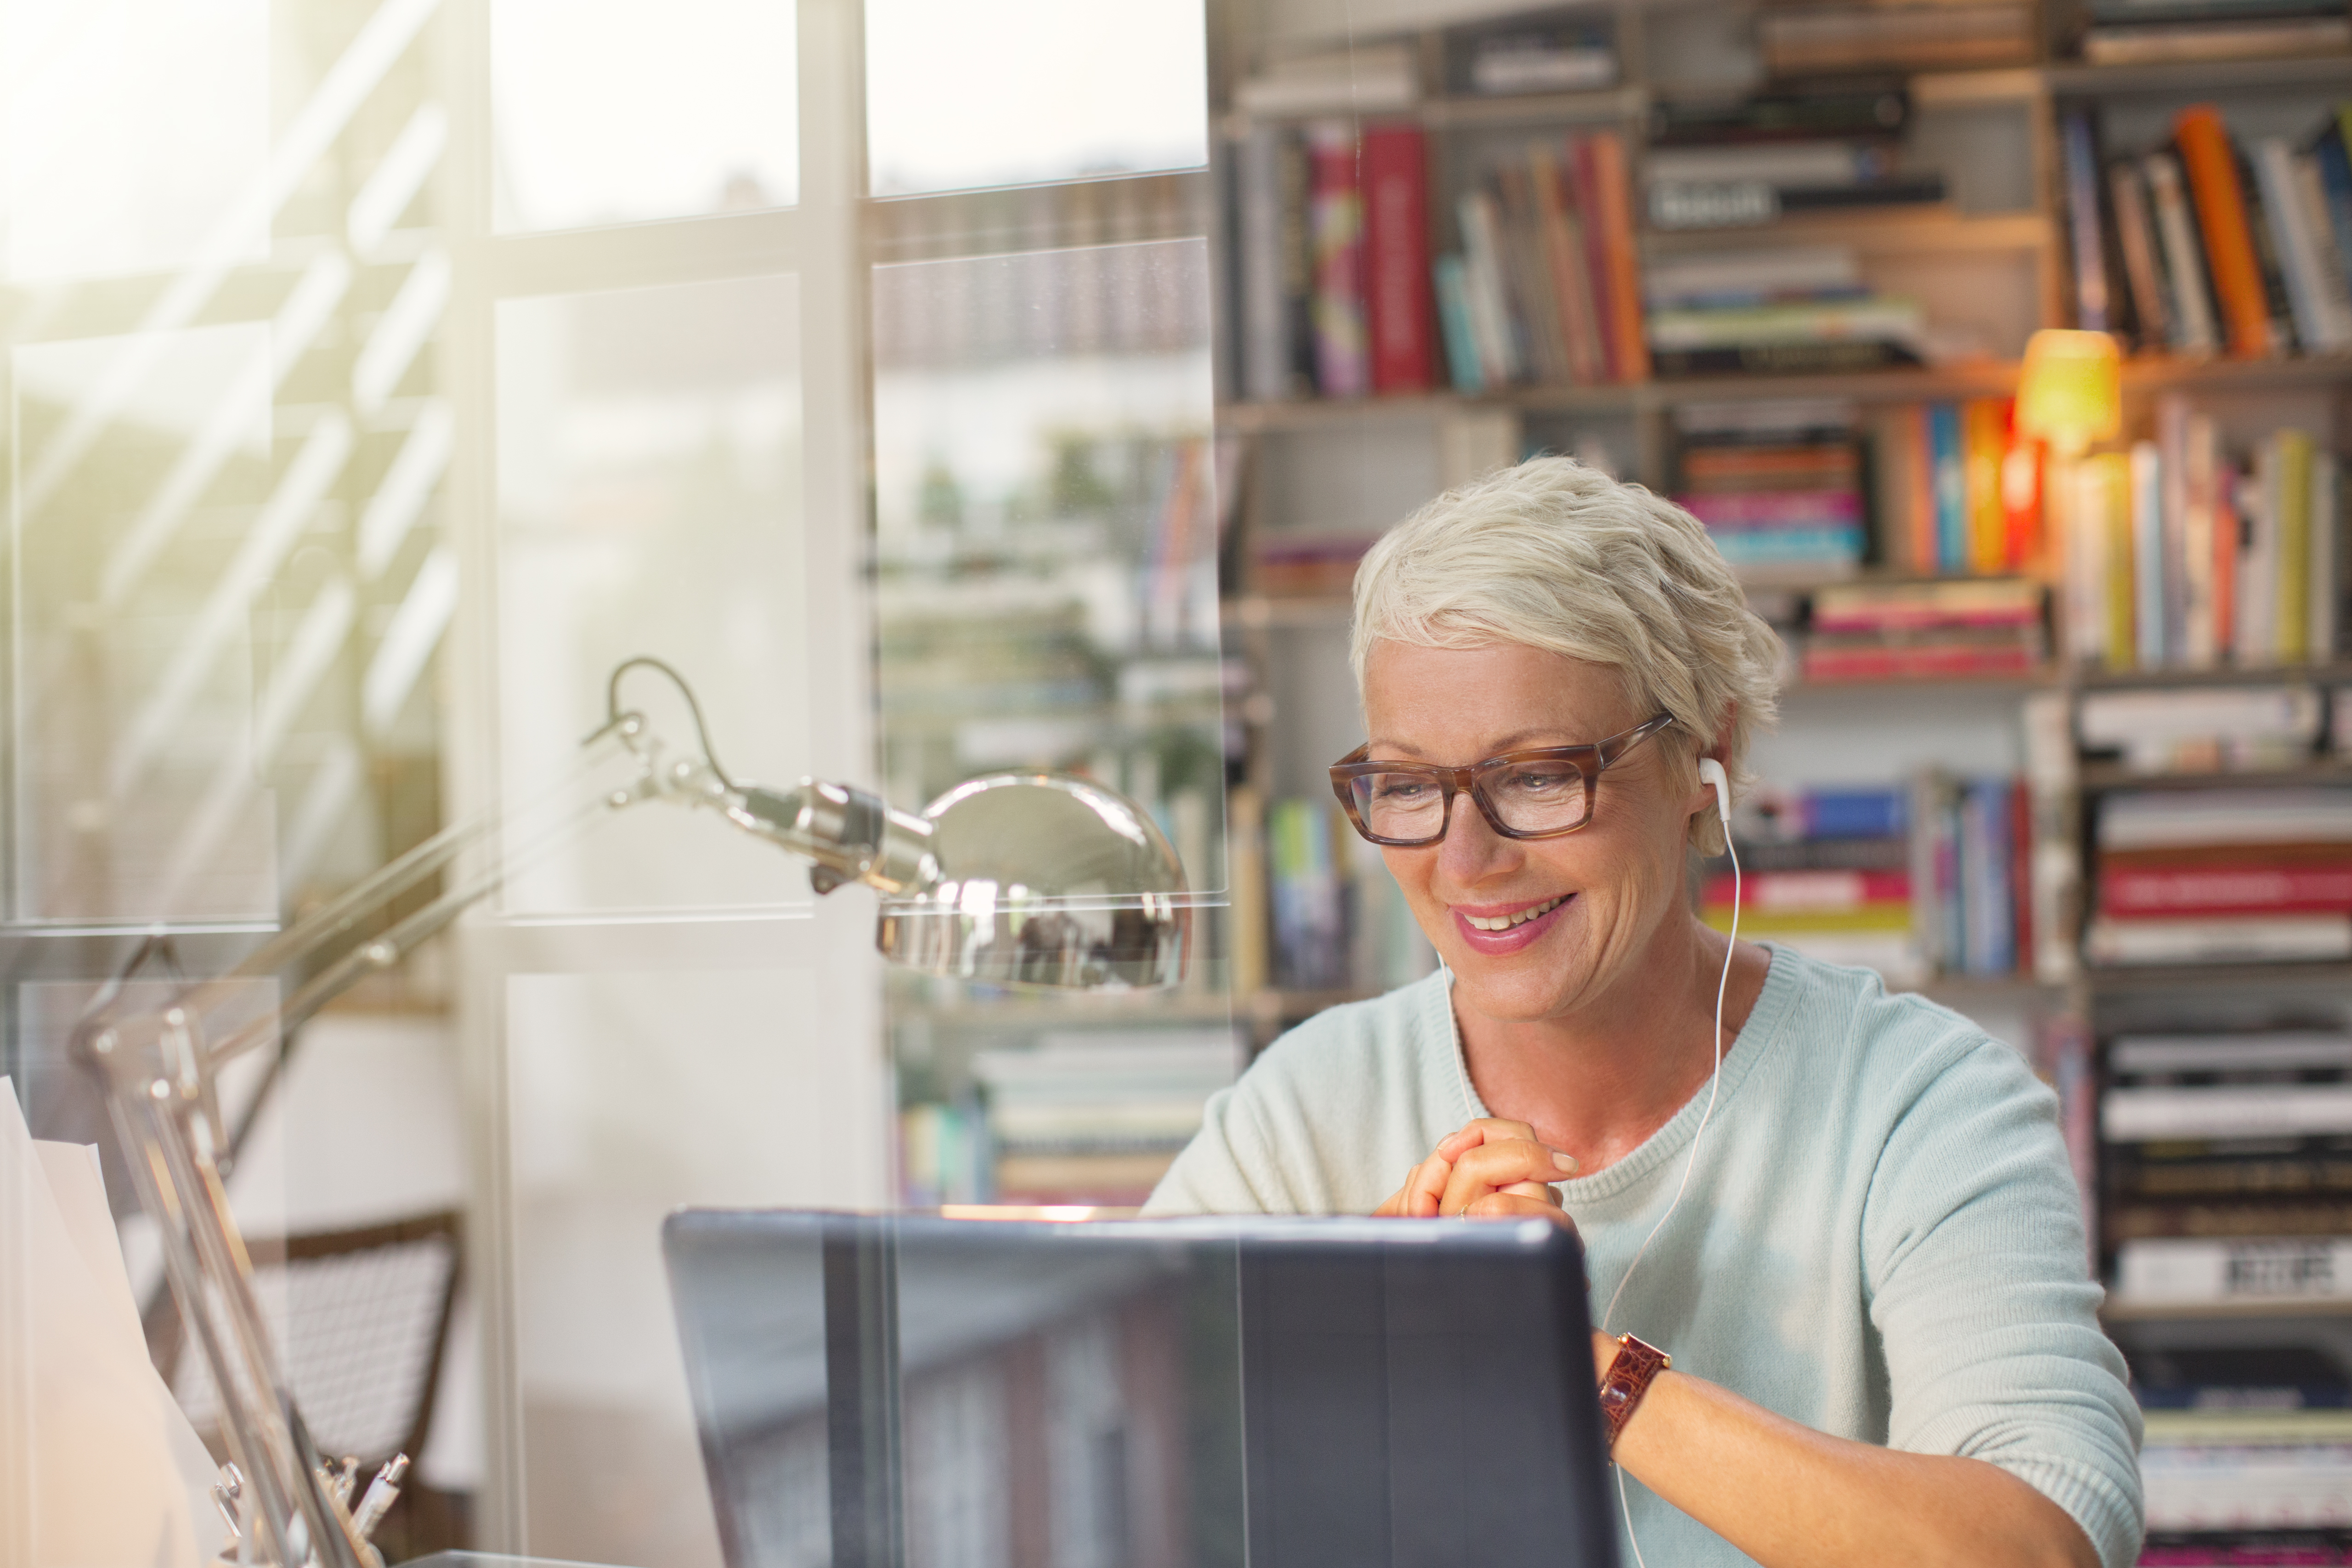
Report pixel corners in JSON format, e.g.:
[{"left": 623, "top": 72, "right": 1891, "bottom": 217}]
[{"left": 1208, "top": 5, "right": 2352, "bottom": 1421}]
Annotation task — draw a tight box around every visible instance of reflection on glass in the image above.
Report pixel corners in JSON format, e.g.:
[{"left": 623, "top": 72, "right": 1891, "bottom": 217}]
[
  {"left": 492, "top": 0, "right": 799, "bottom": 231},
  {"left": 872, "top": 237, "right": 1232, "bottom": 1209},
  {"left": 506, "top": 969, "right": 882, "bottom": 1568},
  {"left": 12, "top": 323, "right": 280, "bottom": 921},
  {"left": 2, "top": 0, "right": 267, "bottom": 280},
  {"left": 865, "top": 0, "right": 1208, "bottom": 196},
  {"left": 495, "top": 274, "right": 809, "bottom": 915}
]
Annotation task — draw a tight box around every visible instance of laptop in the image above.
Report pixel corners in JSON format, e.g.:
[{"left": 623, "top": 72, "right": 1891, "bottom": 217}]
[{"left": 662, "top": 1210, "right": 1617, "bottom": 1568}]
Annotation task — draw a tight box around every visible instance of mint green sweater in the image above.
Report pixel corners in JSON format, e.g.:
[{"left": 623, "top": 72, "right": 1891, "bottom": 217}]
[{"left": 1145, "top": 946, "right": 2144, "bottom": 1568}]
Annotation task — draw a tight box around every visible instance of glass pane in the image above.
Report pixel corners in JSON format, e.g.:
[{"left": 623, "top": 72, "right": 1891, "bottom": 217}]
[
  {"left": 12, "top": 323, "right": 280, "bottom": 922},
  {"left": 494, "top": 274, "right": 809, "bottom": 915},
  {"left": 3, "top": 0, "right": 268, "bottom": 280},
  {"left": 492, "top": 0, "right": 799, "bottom": 232},
  {"left": 505, "top": 968, "right": 883, "bottom": 1568},
  {"left": 872, "top": 237, "right": 1235, "bottom": 1208},
  {"left": 865, "top": 0, "right": 1208, "bottom": 196}
]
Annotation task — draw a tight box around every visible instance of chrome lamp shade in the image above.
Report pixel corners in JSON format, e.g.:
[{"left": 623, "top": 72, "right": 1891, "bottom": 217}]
[{"left": 878, "top": 771, "right": 1190, "bottom": 989}]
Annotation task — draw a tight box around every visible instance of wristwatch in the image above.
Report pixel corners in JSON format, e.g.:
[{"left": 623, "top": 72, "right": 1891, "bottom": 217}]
[{"left": 1597, "top": 1332, "right": 1671, "bottom": 1451}]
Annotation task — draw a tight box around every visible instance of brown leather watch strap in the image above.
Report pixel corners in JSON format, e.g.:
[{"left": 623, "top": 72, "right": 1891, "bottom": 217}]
[{"left": 1597, "top": 1332, "right": 1671, "bottom": 1451}]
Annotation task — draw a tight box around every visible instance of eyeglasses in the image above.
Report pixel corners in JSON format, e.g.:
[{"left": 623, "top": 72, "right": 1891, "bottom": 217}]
[{"left": 1328, "top": 712, "right": 1677, "bottom": 846}]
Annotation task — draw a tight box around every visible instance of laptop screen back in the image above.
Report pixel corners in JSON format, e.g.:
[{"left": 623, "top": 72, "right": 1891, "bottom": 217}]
[{"left": 662, "top": 1211, "right": 1616, "bottom": 1568}]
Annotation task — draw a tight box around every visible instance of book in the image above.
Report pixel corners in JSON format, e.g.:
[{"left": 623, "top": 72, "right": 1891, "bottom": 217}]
[
  {"left": 1463, "top": 21, "right": 1618, "bottom": 94},
  {"left": 2063, "top": 110, "right": 2113, "bottom": 333},
  {"left": 2293, "top": 150, "right": 2352, "bottom": 350},
  {"left": 1493, "top": 161, "right": 1571, "bottom": 385},
  {"left": 2103, "top": 862, "right": 2352, "bottom": 918},
  {"left": 2176, "top": 105, "right": 2277, "bottom": 359},
  {"left": 2111, "top": 1028, "right": 2352, "bottom": 1076},
  {"left": 1964, "top": 398, "right": 2010, "bottom": 573},
  {"left": 2134, "top": 439, "right": 2167, "bottom": 666},
  {"left": 2146, "top": 150, "right": 2221, "bottom": 356},
  {"left": 2255, "top": 138, "right": 2347, "bottom": 354},
  {"left": 2085, "top": 912, "right": 2352, "bottom": 964},
  {"left": 2281, "top": 428, "right": 2317, "bottom": 662},
  {"left": 1645, "top": 141, "right": 1896, "bottom": 187},
  {"left": 1582, "top": 131, "right": 1650, "bottom": 382},
  {"left": 1236, "top": 126, "right": 1300, "bottom": 403},
  {"left": 2077, "top": 683, "right": 2322, "bottom": 772},
  {"left": 1306, "top": 123, "right": 1368, "bottom": 398},
  {"left": 1529, "top": 142, "right": 1606, "bottom": 385},
  {"left": 1646, "top": 173, "right": 1946, "bottom": 229},
  {"left": 2084, "top": 13, "right": 2352, "bottom": 60},
  {"left": 1758, "top": 2, "right": 2037, "bottom": 73},
  {"left": 1650, "top": 86, "right": 1910, "bottom": 147},
  {"left": 2315, "top": 451, "right": 2341, "bottom": 662},
  {"left": 1236, "top": 43, "right": 1419, "bottom": 116},
  {"left": 1432, "top": 254, "right": 1484, "bottom": 392},
  {"left": 1652, "top": 339, "right": 1920, "bottom": 377},
  {"left": 2116, "top": 1234, "right": 2352, "bottom": 1305},
  {"left": 1362, "top": 125, "right": 1434, "bottom": 395},
  {"left": 2100, "top": 787, "right": 2352, "bottom": 850},
  {"left": 1931, "top": 402, "right": 1967, "bottom": 571},
  {"left": 1456, "top": 187, "right": 1521, "bottom": 385},
  {"left": 2110, "top": 159, "right": 2174, "bottom": 351}
]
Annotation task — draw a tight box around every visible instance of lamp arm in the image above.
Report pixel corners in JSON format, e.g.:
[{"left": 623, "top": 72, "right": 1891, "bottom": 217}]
[{"left": 69, "top": 660, "right": 938, "bottom": 1568}]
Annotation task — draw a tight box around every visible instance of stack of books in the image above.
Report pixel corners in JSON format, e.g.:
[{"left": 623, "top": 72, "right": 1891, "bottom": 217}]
[
  {"left": 2063, "top": 103, "right": 2352, "bottom": 359},
  {"left": 2134, "top": 1345, "right": 2352, "bottom": 1559},
  {"left": 1644, "top": 140, "right": 1943, "bottom": 232},
  {"left": 2105, "top": 1032, "right": 2352, "bottom": 1319},
  {"left": 2078, "top": 0, "right": 2352, "bottom": 63},
  {"left": 1233, "top": 119, "right": 1436, "bottom": 402},
  {"left": 2078, "top": 683, "right": 2324, "bottom": 774},
  {"left": 1250, "top": 532, "right": 1374, "bottom": 597},
  {"left": 2086, "top": 787, "right": 2352, "bottom": 965},
  {"left": 1873, "top": 397, "right": 2044, "bottom": 575},
  {"left": 1803, "top": 578, "right": 2048, "bottom": 681},
  {"left": 1435, "top": 132, "right": 1649, "bottom": 392},
  {"left": 1757, "top": 0, "right": 2039, "bottom": 75},
  {"left": 972, "top": 1031, "right": 1242, "bottom": 1205},
  {"left": 1673, "top": 401, "right": 1866, "bottom": 577},
  {"left": 2058, "top": 400, "right": 2342, "bottom": 671},
  {"left": 1451, "top": 14, "right": 1618, "bottom": 94},
  {"left": 1912, "top": 771, "right": 2032, "bottom": 977},
  {"left": 1708, "top": 784, "right": 1922, "bottom": 981},
  {"left": 1645, "top": 247, "right": 1927, "bottom": 377}
]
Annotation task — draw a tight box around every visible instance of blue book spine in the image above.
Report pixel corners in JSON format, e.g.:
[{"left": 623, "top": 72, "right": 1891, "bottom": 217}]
[
  {"left": 1929, "top": 403, "right": 1966, "bottom": 572},
  {"left": 1805, "top": 787, "right": 1908, "bottom": 840},
  {"left": 1706, "top": 525, "right": 1865, "bottom": 563},
  {"left": 1433, "top": 255, "right": 1486, "bottom": 395},
  {"left": 2063, "top": 111, "right": 2110, "bottom": 332},
  {"left": 2313, "top": 122, "right": 2352, "bottom": 303}
]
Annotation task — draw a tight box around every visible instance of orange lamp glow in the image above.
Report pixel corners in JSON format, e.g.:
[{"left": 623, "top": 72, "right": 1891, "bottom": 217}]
[{"left": 2015, "top": 329, "right": 2122, "bottom": 457}]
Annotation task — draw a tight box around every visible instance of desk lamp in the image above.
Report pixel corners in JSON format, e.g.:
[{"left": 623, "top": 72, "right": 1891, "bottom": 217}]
[
  {"left": 2016, "top": 329, "right": 2122, "bottom": 660},
  {"left": 61, "top": 657, "right": 1190, "bottom": 1568}
]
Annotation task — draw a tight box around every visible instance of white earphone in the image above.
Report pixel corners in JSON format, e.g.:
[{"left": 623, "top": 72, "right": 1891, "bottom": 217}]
[{"left": 1603, "top": 756, "right": 1740, "bottom": 1568}]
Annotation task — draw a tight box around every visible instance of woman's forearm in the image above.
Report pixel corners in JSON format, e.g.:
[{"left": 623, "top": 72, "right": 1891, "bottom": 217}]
[{"left": 1606, "top": 1344, "right": 2100, "bottom": 1568}]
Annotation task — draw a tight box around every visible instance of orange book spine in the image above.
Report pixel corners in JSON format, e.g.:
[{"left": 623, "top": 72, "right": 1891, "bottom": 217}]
[
  {"left": 1906, "top": 404, "right": 1937, "bottom": 570},
  {"left": 2214, "top": 466, "right": 2238, "bottom": 654},
  {"left": 1586, "top": 130, "right": 1652, "bottom": 383},
  {"left": 2174, "top": 105, "right": 2274, "bottom": 358},
  {"left": 1965, "top": 398, "right": 2009, "bottom": 573}
]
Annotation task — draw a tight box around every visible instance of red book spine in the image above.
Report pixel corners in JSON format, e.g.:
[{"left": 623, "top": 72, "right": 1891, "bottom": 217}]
[
  {"left": 1704, "top": 870, "right": 1911, "bottom": 906},
  {"left": 2098, "top": 863, "right": 2352, "bottom": 917},
  {"left": 1801, "top": 644, "right": 2038, "bottom": 681},
  {"left": 1361, "top": 124, "right": 1434, "bottom": 394}
]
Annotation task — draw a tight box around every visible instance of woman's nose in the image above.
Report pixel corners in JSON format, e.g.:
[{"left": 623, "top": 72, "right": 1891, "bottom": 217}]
[{"left": 1436, "top": 791, "right": 1516, "bottom": 879}]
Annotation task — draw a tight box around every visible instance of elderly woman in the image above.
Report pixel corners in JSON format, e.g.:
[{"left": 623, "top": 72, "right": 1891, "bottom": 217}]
[{"left": 1146, "top": 459, "right": 2142, "bottom": 1568}]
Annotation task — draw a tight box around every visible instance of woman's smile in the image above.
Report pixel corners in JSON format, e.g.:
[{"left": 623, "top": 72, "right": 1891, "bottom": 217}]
[{"left": 1452, "top": 890, "right": 1576, "bottom": 953}]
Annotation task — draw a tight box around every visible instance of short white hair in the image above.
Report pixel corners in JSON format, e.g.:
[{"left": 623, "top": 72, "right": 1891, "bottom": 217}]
[{"left": 1350, "top": 457, "right": 1782, "bottom": 856}]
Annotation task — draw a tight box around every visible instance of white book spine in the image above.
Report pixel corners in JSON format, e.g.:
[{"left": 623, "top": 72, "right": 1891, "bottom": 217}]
[
  {"left": 2293, "top": 150, "right": 2352, "bottom": 350},
  {"left": 2132, "top": 440, "right": 2167, "bottom": 667},
  {"left": 2146, "top": 152, "right": 2219, "bottom": 354},
  {"left": 1456, "top": 190, "right": 1519, "bottom": 386},
  {"left": 2256, "top": 138, "right": 2337, "bottom": 354},
  {"left": 2103, "top": 1083, "right": 2352, "bottom": 1140},
  {"left": 2117, "top": 1236, "right": 2352, "bottom": 1306},
  {"left": 2242, "top": 446, "right": 2280, "bottom": 665}
]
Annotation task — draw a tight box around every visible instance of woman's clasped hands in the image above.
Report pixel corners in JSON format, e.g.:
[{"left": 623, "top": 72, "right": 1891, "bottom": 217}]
[{"left": 1373, "top": 1117, "right": 1580, "bottom": 1223}]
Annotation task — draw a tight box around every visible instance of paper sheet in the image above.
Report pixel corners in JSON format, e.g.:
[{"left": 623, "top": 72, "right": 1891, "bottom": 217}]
[{"left": 1, "top": 1076, "right": 217, "bottom": 1568}]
